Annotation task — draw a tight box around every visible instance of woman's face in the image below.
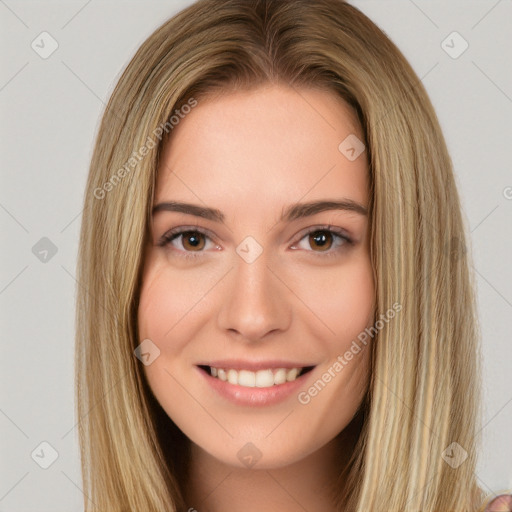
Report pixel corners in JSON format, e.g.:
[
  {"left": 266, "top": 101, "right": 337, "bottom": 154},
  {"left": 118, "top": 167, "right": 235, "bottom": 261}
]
[{"left": 138, "top": 84, "right": 375, "bottom": 469}]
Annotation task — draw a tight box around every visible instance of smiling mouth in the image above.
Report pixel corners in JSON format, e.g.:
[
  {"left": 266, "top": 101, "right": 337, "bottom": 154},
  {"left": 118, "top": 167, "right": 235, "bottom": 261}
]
[{"left": 198, "top": 365, "right": 315, "bottom": 388}]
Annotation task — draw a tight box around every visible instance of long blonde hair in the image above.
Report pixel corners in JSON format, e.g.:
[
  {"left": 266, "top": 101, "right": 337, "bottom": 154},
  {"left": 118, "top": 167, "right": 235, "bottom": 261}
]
[{"left": 75, "top": 0, "right": 484, "bottom": 510}]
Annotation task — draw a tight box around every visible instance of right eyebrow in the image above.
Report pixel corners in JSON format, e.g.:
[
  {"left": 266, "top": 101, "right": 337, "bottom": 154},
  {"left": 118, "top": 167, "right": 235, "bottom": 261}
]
[{"left": 152, "top": 201, "right": 225, "bottom": 222}]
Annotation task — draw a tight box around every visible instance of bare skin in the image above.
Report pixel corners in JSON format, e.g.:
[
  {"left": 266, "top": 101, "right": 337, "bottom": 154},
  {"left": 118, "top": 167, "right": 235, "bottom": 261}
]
[
  {"left": 138, "top": 84, "right": 374, "bottom": 511},
  {"left": 485, "top": 494, "right": 512, "bottom": 512}
]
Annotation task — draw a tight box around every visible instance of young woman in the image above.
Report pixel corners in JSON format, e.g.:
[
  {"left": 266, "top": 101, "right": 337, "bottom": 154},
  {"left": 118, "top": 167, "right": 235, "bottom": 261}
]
[{"left": 75, "top": 0, "right": 493, "bottom": 510}]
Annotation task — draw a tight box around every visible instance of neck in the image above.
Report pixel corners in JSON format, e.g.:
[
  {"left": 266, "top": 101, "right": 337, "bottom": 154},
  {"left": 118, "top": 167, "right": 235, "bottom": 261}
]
[{"left": 182, "top": 418, "right": 362, "bottom": 512}]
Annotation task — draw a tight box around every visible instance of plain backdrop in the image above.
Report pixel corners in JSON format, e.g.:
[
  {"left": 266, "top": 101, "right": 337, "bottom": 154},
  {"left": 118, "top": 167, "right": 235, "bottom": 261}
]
[{"left": 1, "top": 1, "right": 511, "bottom": 510}]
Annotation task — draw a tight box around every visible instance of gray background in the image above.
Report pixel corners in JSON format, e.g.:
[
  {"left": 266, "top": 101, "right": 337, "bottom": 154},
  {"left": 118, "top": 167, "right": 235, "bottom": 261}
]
[{"left": 1, "top": 1, "right": 511, "bottom": 510}]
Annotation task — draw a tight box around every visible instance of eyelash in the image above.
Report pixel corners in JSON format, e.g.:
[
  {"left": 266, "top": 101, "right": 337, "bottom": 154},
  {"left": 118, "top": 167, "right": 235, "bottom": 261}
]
[{"left": 157, "top": 224, "right": 353, "bottom": 261}]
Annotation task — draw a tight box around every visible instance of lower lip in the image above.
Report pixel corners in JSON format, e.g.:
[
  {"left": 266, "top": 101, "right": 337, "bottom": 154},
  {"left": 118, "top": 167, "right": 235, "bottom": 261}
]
[{"left": 196, "top": 367, "right": 314, "bottom": 407}]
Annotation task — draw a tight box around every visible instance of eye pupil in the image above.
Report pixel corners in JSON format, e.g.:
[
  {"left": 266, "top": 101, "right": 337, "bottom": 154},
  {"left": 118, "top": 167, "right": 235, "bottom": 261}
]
[
  {"left": 309, "top": 231, "right": 332, "bottom": 251},
  {"left": 183, "top": 231, "right": 205, "bottom": 250}
]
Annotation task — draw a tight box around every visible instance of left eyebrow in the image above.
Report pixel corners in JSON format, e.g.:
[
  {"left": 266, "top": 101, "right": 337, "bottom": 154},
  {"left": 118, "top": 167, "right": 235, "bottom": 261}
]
[
  {"left": 281, "top": 199, "right": 368, "bottom": 222},
  {"left": 151, "top": 199, "right": 368, "bottom": 222}
]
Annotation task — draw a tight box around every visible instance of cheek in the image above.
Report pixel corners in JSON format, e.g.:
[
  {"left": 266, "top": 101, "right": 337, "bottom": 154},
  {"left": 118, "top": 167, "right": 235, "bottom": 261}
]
[
  {"left": 330, "top": 263, "right": 374, "bottom": 389},
  {"left": 137, "top": 261, "right": 217, "bottom": 352},
  {"left": 137, "top": 263, "right": 205, "bottom": 413},
  {"left": 295, "top": 253, "right": 375, "bottom": 350},
  {"left": 298, "top": 255, "right": 374, "bottom": 399},
  {"left": 136, "top": 258, "right": 227, "bottom": 404},
  {"left": 138, "top": 268, "right": 178, "bottom": 349},
  {"left": 333, "top": 262, "right": 375, "bottom": 343}
]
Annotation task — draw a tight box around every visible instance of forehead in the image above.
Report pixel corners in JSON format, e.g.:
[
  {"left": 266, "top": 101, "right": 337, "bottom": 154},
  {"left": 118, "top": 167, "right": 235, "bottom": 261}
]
[{"left": 154, "top": 85, "right": 368, "bottom": 219}]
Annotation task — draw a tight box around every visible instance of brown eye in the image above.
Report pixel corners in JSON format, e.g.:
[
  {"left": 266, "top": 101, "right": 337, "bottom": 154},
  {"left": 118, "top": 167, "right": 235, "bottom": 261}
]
[
  {"left": 308, "top": 231, "right": 333, "bottom": 252},
  {"left": 181, "top": 231, "right": 206, "bottom": 251},
  {"left": 291, "top": 227, "right": 352, "bottom": 258}
]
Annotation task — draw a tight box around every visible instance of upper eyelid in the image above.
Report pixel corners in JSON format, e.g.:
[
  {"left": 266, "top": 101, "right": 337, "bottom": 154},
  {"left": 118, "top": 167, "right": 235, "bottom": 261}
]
[
  {"left": 294, "top": 224, "right": 351, "bottom": 241},
  {"left": 158, "top": 225, "right": 218, "bottom": 244}
]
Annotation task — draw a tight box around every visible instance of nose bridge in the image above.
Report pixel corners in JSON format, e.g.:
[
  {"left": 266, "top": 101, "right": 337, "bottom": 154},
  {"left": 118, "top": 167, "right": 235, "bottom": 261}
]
[{"left": 217, "top": 250, "right": 290, "bottom": 341}]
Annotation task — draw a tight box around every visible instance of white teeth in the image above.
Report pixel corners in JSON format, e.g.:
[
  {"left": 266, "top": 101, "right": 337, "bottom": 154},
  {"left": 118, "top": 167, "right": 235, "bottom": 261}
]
[
  {"left": 286, "top": 368, "right": 298, "bottom": 381},
  {"left": 238, "top": 370, "right": 256, "bottom": 387},
  {"left": 255, "top": 369, "right": 274, "bottom": 388},
  {"left": 208, "top": 366, "right": 304, "bottom": 388},
  {"left": 227, "top": 369, "right": 238, "bottom": 385},
  {"left": 273, "top": 368, "right": 287, "bottom": 385}
]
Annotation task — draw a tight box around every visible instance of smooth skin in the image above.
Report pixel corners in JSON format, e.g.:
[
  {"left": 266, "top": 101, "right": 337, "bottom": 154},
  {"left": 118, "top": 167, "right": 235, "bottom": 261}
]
[
  {"left": 485, "top": 494, "right": 512, "bottom": 512},
  {"left": 138, "top": 84, "right": 375, "bottom": 511}
]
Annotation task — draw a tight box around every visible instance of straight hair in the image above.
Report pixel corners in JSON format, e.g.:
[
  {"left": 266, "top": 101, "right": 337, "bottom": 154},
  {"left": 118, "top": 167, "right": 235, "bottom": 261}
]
[{"left": 75, "top": 0, "right": 484, "bottom": 509}]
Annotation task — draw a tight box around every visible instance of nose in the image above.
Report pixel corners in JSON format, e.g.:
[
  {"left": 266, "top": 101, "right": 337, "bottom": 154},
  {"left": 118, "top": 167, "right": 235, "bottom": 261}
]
[{"left": 216, "top": 252, "right": 292, "bottom": 343}]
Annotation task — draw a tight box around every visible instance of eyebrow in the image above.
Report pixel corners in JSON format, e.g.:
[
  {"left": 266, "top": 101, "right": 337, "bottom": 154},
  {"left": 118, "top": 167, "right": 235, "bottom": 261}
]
[{"left": 152, "top": 199, "right": 367, "bottom": 223}]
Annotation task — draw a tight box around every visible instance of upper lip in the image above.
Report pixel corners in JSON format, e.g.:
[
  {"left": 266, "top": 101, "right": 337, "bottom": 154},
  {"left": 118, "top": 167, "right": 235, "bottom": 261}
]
[{"left": 197, "top": 360, "right": 316, "bottom": 371}]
